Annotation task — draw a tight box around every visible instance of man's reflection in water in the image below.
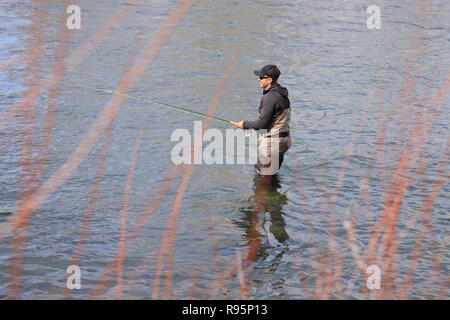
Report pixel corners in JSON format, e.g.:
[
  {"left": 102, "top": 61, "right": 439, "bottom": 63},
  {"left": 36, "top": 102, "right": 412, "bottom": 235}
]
[{"left": 236, "top": 174, "right": 289, "bottom": 262}]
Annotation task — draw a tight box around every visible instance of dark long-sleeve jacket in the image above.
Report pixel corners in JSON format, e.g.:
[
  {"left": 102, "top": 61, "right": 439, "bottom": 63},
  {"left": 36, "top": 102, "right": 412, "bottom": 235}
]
[{"left": 243, "top": 84, "right": 290, "bottom": 130}]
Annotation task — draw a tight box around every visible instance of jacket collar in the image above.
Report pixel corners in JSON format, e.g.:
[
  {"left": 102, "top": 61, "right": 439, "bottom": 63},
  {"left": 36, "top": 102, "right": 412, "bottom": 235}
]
[{"left": 263, "top": 84, "right": 280, "bottom": 94}]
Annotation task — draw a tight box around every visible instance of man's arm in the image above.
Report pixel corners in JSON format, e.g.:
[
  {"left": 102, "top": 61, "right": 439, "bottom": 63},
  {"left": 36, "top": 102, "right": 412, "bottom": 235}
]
[{"left": 243, "top": 95, "right": 276, "bottom": 130}]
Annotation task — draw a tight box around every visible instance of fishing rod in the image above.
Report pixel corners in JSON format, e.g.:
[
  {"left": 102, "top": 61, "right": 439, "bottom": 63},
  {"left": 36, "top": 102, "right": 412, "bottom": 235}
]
[{"left": 41, "top": 79, "right": 235, "bottom": 125}]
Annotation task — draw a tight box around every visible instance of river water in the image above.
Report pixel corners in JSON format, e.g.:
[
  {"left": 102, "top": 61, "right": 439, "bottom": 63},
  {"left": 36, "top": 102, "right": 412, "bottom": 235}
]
[{"left": 0, "top": 0, "right": 448, "bottom": 299}]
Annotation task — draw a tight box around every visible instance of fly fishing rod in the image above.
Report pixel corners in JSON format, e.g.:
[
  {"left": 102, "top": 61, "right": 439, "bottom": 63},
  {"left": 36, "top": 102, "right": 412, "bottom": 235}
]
[{"left": 41, "top": 79, "right": 235, "bottom": 125}]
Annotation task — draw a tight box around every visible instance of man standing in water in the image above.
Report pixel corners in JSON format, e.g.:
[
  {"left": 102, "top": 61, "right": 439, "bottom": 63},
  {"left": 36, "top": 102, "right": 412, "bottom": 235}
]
[{"left": 232, "top": 65, "right": 291, "bottom": 175}]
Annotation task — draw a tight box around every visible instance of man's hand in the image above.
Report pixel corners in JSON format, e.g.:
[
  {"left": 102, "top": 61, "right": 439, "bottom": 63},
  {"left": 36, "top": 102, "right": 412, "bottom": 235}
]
[{"left": 231, "top": 121, "right": 244, "bottom": 129}]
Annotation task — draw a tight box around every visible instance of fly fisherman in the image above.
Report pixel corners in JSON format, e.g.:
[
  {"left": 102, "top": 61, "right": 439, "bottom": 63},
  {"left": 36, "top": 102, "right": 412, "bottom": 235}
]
[{"left": 232, "top": 65, "right": 291, "bottom": 175}]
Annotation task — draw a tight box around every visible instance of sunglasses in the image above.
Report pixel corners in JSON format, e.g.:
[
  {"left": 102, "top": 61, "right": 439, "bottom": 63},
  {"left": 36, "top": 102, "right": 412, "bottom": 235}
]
[{"left": 258, "top": 76, "right": 269, "bottom": 80}]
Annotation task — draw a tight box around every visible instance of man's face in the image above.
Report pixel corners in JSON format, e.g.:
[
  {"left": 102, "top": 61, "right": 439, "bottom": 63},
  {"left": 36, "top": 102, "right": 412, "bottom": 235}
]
[{"left": 258, "top": 76, "right": 272, "bottom": 89}]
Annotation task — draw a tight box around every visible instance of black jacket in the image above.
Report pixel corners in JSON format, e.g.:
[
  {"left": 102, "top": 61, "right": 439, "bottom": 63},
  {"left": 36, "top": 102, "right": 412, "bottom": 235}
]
[{"left": 243, "top": 84, "right": 290, "bottom": 130}]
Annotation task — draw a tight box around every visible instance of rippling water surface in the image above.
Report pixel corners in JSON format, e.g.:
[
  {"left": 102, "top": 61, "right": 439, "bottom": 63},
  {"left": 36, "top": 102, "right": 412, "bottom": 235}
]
[{"left": 0, "top": 0, "right": 449, "bottom": 299}]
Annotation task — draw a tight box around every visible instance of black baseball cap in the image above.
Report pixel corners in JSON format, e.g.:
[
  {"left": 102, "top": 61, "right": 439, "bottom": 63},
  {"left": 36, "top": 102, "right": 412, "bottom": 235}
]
[{"left": 254, "top": 65, "right": 281, "bottom": 80}]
